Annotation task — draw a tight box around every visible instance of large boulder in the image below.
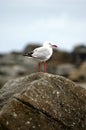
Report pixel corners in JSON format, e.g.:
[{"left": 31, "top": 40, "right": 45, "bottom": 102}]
[{"left": 0, "top": 72, "right": 86, "bottom": 130}]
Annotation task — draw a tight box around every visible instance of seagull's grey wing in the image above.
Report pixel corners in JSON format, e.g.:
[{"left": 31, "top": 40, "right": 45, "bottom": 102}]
[{"left": 32, "top": 47, "right": 50, "bottom": 60}]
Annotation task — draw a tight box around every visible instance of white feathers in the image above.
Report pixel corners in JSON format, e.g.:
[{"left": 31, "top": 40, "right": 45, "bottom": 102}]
[{"left": 32, "top": 41, "right": 54, "bottom": 62}]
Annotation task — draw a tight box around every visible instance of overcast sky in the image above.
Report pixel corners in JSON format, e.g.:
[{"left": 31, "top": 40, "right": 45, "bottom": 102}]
[{"left": 0, "top": 0, "right": 86, "bottom": 52}]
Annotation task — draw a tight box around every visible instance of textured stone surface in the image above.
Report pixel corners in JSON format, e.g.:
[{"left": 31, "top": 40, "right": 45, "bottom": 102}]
[{"left": 0, "top": 72, "right": 86, "bottom": 130}]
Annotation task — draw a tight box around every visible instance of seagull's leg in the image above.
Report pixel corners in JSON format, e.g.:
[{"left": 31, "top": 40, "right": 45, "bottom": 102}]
[
  {"left": 44, "top": 61, "right": 46, "bottom": 73},
  {"left": 38, "top": 62, "right": 40, "bottom": 72}
]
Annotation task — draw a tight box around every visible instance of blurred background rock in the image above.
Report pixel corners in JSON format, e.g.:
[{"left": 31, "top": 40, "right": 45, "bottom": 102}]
[{"left": 0, "top": 42, "right": 86, "bottom": 89}]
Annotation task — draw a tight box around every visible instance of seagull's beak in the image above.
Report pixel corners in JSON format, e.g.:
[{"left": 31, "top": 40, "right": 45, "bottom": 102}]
[{"left": 52, "top": 45, "right": 58, "bottom": 48}]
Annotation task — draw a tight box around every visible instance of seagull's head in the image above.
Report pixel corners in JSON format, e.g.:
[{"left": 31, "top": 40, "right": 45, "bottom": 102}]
[{"left": 43, "top": 41, "right": 57, "bottom": 49}]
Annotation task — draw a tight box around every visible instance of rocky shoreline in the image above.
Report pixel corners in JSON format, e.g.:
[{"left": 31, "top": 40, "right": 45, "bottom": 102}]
[
  {"left": 0, "top": 44, "right": 86, "bottom": 89},
  {"left": 0, "top": 43, "right": 86, "bottom": 130}
]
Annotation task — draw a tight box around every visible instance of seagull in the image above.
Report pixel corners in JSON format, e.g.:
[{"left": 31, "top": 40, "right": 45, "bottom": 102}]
[{"left": 24, "top": 41, "right": 57, "bottom": 73}]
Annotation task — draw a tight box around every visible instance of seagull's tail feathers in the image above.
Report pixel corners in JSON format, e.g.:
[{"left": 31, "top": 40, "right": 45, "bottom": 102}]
[{"left": 23, "top": 51, "right": 33, "bottom": 57}]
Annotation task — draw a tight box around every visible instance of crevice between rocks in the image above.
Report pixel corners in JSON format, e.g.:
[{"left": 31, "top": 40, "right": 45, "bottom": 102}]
[{"left": 14, "top": 97, "right": 72, "bottom": 130}]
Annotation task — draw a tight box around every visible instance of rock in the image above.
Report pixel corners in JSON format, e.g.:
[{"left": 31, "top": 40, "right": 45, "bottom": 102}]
[
  {"left": 71, "top": 45, "right": 86, "bottom": 65},
  {"left": 56, "top": 64, "right": 75, "bottom": 76},
  {"left": 0, "top": 77, "right": 8, "bottom": 89},
  {"left": 0, "top": 53, "right": 37, "bottom": 89},
  {"left": 47, "top": 50, "right": 72, "bottom": 66},
  {"left": 78, "top": 82, "right": 86, "bottom": 89},
  {"left": 69, "top": 61, "right": 86, "bottom": 82},
  {"left": 0, "top": 72, "right": 86, "bottom": 130}
]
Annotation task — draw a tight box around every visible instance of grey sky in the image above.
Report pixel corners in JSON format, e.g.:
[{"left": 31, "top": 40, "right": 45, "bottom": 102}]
[{"left": 0, "top": 0, "right": 86, "bottom": 52}]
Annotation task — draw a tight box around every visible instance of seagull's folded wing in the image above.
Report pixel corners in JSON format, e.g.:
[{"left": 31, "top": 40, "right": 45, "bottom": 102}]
[{"left": 32, "top": 47, "right": 51, "bottom": 60}]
